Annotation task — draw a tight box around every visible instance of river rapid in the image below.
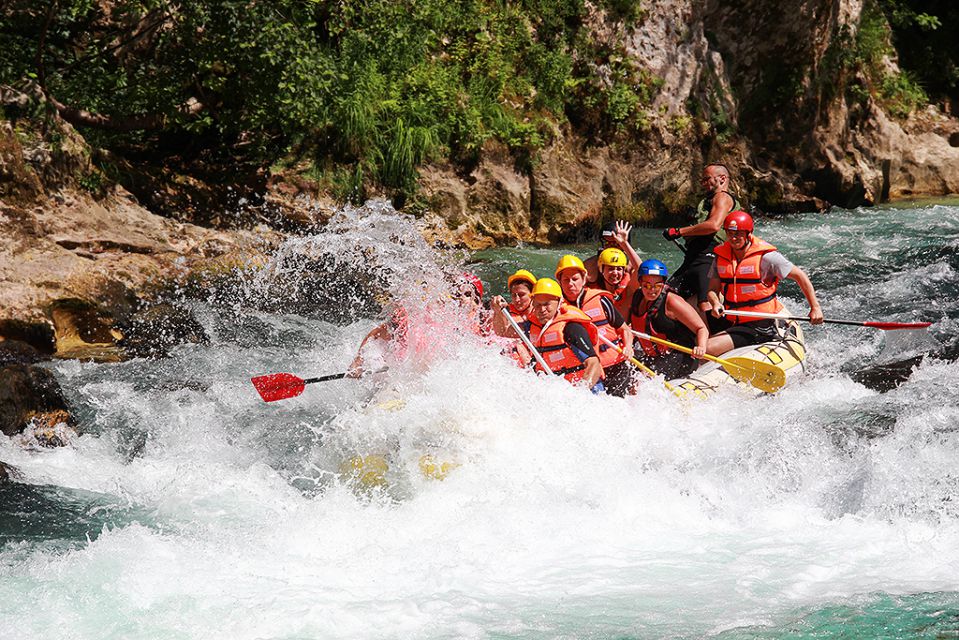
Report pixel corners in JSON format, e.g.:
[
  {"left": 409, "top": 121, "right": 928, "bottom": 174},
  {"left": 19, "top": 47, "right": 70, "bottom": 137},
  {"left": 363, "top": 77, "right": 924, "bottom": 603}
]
[{"left": 2, "top": 200, "right": 959, "bottom": 639}]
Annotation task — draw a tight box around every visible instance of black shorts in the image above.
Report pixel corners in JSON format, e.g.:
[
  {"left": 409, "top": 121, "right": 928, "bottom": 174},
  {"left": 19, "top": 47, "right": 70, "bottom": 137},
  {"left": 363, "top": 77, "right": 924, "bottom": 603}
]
[
  {"left": 667, "top": 251, "right": 714, "bottom": 305},
  {"left": 638, "top": 349, "right": 699, "bottom": 380},
  {"left": 604, "top": 360, "right": 637, "bottom": 397},
  {"left": 714, "top": 318, "right": 781, "bottom": 349}
]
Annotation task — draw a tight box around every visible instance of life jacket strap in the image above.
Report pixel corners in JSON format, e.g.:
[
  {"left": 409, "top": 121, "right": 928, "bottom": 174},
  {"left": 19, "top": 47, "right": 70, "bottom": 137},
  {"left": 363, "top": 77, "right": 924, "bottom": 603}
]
[{"left": 726, "top": 292, "right": 778, "bottom": 309}]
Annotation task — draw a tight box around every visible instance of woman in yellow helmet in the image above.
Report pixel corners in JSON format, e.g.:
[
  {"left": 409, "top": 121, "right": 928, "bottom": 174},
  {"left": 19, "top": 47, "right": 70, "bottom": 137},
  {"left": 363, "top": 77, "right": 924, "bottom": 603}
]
[
  {"left": 596, "top": 247, "right": 640, "bottom": 320},
  {"left": 505, "top": 269, "right": 537, "bottom": 323},
  {"left": 555, "top": 254, "right": 635, "bottom": 397},
  {"left": 586, "top": 220, "right": 642, "bottom": 287}
]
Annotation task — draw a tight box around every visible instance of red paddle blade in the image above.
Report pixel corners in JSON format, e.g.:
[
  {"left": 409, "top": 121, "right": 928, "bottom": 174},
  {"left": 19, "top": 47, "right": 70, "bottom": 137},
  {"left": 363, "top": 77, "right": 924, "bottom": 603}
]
[
  {"left": 862, "top": 321, "right": 933, "bottom": 330},
  {"left": 251, "top": 373, "right": 306, "bottom": 402}
]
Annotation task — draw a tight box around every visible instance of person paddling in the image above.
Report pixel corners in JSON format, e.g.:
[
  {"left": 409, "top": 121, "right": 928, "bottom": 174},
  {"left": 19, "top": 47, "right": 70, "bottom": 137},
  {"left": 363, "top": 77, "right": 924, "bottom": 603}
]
[
  {"left": 706, "top": 211, "right": 823, "bottom": 356},
  {"left": 663, "top": 163, "right": 741, "bottom": 323},
  {"left": 491, "top": 278, "right": 605, "bottom": 393},
  {"left": 348, "top": 273, "right": 486, "bottom": 376},
  {"left": 628, "top": 259, "right": 709, "bottom": 380},
  {"left": 556, "top": 254, "right": 635, "bottom": 397}
]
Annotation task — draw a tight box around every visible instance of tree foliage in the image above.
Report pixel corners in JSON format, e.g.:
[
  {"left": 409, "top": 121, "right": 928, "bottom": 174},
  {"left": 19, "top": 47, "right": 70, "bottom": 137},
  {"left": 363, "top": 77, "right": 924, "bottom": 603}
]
[
  {"left": 878, "top": 0, "right": 959, "bottom": 106},
  {"left": 2, "top": 0, "right": 654, "bottom": 197}
]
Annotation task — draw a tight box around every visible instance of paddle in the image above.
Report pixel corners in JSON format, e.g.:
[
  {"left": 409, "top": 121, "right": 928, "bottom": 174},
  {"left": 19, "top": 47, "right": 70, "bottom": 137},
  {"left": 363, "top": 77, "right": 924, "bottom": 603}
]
[
  {"left": 631, "top": 329, "right": 786, "bottom": 393},
  {"left": 722, "top": 309, "right": 932, "bottom": 330},
  {"left": 596, "top": 334, "right": 682, "bottom": 394},
  {"left": 252, "top": 369, "right": 383, "bottom": 403},
  {"left": 670, "top": 237, "right": 687, "bottom": 255},
  {"left": 501, "top": 308, "right": 551, "bottom": 373}
]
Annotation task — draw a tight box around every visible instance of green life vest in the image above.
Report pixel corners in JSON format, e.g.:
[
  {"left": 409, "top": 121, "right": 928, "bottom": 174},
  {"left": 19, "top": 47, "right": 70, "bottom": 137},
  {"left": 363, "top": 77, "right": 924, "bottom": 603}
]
[{"left": 690, "top": 191, "right": 741, "bottom": 254}]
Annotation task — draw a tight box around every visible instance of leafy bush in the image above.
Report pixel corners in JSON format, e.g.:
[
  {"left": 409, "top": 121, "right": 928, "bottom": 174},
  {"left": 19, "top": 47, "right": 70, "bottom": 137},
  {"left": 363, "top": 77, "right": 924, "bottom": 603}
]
[{"left": 4, "top": 0, "right": 656, "bottom": 201}]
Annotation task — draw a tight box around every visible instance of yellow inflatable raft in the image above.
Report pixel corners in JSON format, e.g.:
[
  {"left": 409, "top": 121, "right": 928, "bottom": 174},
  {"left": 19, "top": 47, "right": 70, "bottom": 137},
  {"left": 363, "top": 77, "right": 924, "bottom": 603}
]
[{"left": 667, "top": 312, "right": 807, "bottom": 398}]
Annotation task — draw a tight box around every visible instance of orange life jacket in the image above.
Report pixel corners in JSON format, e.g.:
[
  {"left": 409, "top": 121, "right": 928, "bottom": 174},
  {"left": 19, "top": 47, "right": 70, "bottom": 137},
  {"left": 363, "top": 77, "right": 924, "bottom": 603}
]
[
  {"left": 526, "top": 304, "right": 602, "bottom": 383},
  {"left": 573, "top": 288, "right": 628, "bottom": 368},
  {"left": 507, "top": 302, "right": 530, "bottom": 324},
  {"left": 629, "top": 286, "right": 695, "bottom": 357},
  {"left": 714, "top": 236, "right": 785, "bottom": 323},
  {"left": 603, "top": 272, "right": 630, "bottom": 304},
  {"left": 602, "top": 272, "right": 636, "bottom": 320}
]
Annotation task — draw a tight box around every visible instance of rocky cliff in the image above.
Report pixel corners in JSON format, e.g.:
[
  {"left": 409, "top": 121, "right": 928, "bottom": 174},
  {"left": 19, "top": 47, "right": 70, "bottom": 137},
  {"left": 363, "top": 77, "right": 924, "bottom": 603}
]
[
  {"left": 419, "top": 0, "right": 959, "bottom": 247},
  {"left": 3, "top": 0, "right": 959, "bottom": 352}
]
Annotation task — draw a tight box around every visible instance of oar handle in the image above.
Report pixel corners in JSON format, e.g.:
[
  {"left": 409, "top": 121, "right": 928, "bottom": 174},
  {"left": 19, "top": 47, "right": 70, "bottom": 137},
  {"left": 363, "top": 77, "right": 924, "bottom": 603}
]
[
  {"left": 597, "top": 333, "right": 678, "bottom": 393},
  {"left": 501, "top": 308, "right": 551, "bottom": 373},
  {"left": 670, "top": 237, "right": 688, "bottom": 255},
  {"left": 303, "top": 372, "right": 349, "bottom": 384},
  {"left": 595, "top": 334, "right": 654, "bottom": 379},
  {"left": 631, "top": 329, "right": 720, "bottom": 365}
]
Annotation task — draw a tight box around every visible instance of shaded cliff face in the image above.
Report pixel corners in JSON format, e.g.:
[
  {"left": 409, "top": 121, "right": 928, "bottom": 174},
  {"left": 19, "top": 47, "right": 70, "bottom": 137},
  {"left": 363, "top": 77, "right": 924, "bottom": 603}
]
[{"left": 419, "top": 0, "right": 959, "bottom": 248}]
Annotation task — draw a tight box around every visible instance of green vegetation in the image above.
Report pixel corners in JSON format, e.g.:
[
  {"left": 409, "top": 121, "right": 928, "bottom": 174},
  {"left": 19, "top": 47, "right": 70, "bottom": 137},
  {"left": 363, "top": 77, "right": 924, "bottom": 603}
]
[
  {"left": 819, "top": 0, "right": 927, "bottom": 118},
  {"left": 878, "top": 0, "right": 959, "bottom": 106},
  {"left": 1, "top": 0, "right": 655, "bottom": 204}
]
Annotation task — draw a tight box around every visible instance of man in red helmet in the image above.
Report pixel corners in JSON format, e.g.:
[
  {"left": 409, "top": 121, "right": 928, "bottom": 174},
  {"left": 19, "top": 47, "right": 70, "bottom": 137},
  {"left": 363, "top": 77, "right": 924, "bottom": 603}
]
[{"left": 705, "top": 211, "right": 823, "bottom": 356}]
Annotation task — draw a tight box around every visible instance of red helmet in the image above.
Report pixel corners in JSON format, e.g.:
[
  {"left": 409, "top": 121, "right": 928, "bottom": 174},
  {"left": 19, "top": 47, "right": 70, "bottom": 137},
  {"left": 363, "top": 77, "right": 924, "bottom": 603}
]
[
  {"left": 724, "top": 210, "right": 754, "bottom": 233},
  {"left": 461, "top": 272, "right": 484, "bottom": 297}
]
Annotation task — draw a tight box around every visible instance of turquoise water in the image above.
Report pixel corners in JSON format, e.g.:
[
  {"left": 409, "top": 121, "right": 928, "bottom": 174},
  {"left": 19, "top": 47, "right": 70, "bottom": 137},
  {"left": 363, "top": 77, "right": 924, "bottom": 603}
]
[{"left": 2, "top": 201, "right": 958, "bottom": 639}]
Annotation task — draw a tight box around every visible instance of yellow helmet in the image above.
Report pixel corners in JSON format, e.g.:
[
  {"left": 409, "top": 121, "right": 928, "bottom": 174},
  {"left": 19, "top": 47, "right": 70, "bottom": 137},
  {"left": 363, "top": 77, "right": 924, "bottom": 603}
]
[
  {"left": 530, "top": 278, "right": 562, "bottom": 299},
  {"left": 598, "top": 248, "right": 628, "bottom": 269},
  {"left": 507, "top": 269, "right": 537, "bottom": 290},
  {"left": 554, "top": 254, "right": 586, "bottom": 279}
]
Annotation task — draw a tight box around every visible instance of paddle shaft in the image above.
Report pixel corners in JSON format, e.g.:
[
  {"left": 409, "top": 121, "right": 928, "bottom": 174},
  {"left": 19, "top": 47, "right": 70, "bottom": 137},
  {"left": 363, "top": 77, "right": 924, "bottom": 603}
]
[
  {"left": 670, "top": 237, "right": 688, "bottom": 255},
  {"left": 595, "top": 334, "right": 656, "bottom": 379},
  {"left": 501, "top": 308, "right": 552, "bottom": 373},
  {"left": 722, "top": 309, "right": 931, "bottom": 330},
  {"left": 631, "top": 330, "right": 720, "bottom": 368},
  {"left": 596, "top": 334, "right": 678, "bottom": 392},
  {"left": 630, "top": 329, "right": 785, "bottom": 392},
  {"left": 303, "top": 372, "right": 348, "bottom": 384}
]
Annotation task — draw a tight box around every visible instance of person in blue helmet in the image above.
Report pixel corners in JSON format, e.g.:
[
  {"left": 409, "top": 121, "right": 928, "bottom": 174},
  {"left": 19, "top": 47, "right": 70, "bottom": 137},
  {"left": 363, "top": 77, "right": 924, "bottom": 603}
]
[{"left": 628, "top": 259, "right": 709, "bottom": 380}]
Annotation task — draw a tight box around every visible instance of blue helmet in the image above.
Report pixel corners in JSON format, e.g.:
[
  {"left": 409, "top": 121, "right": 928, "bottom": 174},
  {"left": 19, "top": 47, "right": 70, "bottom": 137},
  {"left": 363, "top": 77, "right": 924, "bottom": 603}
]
[{"left": 639, "top": 259, "right": 668, "bottom": 278}]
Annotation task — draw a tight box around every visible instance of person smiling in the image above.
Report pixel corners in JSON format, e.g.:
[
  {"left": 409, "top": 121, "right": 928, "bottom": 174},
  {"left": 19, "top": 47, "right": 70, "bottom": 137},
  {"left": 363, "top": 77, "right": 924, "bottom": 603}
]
[
  {"left": 505, "top": 269, "right": 537, "bottom": 323},
  {"left": 556, "top": 254, "right": 635, "bottom": 397},
  {"left": 628, "top": 259, "right": 709, "bottom": 379},
  {"left": 706, "top": 211, "right": 823, "bottom": 356}
]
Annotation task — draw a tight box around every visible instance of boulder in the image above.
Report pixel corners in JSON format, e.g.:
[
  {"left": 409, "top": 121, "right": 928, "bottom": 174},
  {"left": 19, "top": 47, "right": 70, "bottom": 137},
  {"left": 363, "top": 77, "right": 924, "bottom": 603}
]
[
  {"left": 117, "top": 302, "right": 209, "bottom": 359},
  {"left": 0, "top": 339, "right": 44, "bottom": 366},
  {"left": 0, "top": 460, "right": 18, "bottom": 482},
  {"left": 0, "top": 364, "right": 76, "bottom": 440}
]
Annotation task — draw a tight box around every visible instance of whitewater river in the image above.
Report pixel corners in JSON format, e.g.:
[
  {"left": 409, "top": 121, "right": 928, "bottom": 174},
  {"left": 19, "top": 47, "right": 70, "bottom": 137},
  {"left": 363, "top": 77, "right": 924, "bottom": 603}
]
[{"left": 2, "top": 200, "right": 958, "bottom": 639}]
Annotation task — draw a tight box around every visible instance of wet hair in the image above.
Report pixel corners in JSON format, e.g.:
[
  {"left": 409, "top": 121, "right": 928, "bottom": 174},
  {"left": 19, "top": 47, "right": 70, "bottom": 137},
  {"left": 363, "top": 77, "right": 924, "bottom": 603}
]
[{"left": 509, "top": 279, "right": 533, "bottom": 293}]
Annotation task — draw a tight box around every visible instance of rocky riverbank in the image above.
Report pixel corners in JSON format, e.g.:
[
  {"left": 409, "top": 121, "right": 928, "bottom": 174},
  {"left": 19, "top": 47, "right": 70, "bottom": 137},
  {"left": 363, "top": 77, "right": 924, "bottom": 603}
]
[
  {"left": 417, "top": 0, "right": 959, "bottom": 247},
  {"left": 3, "top": 1, "right": 959, "bottom": 454}
]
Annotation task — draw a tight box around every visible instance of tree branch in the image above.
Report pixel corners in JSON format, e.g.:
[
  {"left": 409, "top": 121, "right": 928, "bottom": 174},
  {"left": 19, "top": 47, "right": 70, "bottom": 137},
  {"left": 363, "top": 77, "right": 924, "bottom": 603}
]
[{"left": 48, "top": 95, "right": 204, "bottom": 132}]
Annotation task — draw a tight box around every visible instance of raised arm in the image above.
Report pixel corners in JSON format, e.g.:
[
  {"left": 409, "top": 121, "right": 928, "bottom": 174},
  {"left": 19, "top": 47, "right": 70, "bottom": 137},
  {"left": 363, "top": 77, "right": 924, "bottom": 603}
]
[{"left": 612, "top": 220, "right": 641, "bottom": 277}]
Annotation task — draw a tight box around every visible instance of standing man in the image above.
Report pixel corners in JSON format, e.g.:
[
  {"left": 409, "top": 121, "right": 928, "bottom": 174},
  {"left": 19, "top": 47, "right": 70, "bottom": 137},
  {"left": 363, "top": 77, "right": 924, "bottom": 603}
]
[
  {"left": 663, "top": 163, "right": 741, "bottom": 323},
  {"left": 490, "top": 279, "right": 605, "bottom": 392},
  {"left": 706, "top": 211, "right": 823, "bottom": 356},
  {"left": 555, "top": 254, "right": 636, "bottom": 397}
]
